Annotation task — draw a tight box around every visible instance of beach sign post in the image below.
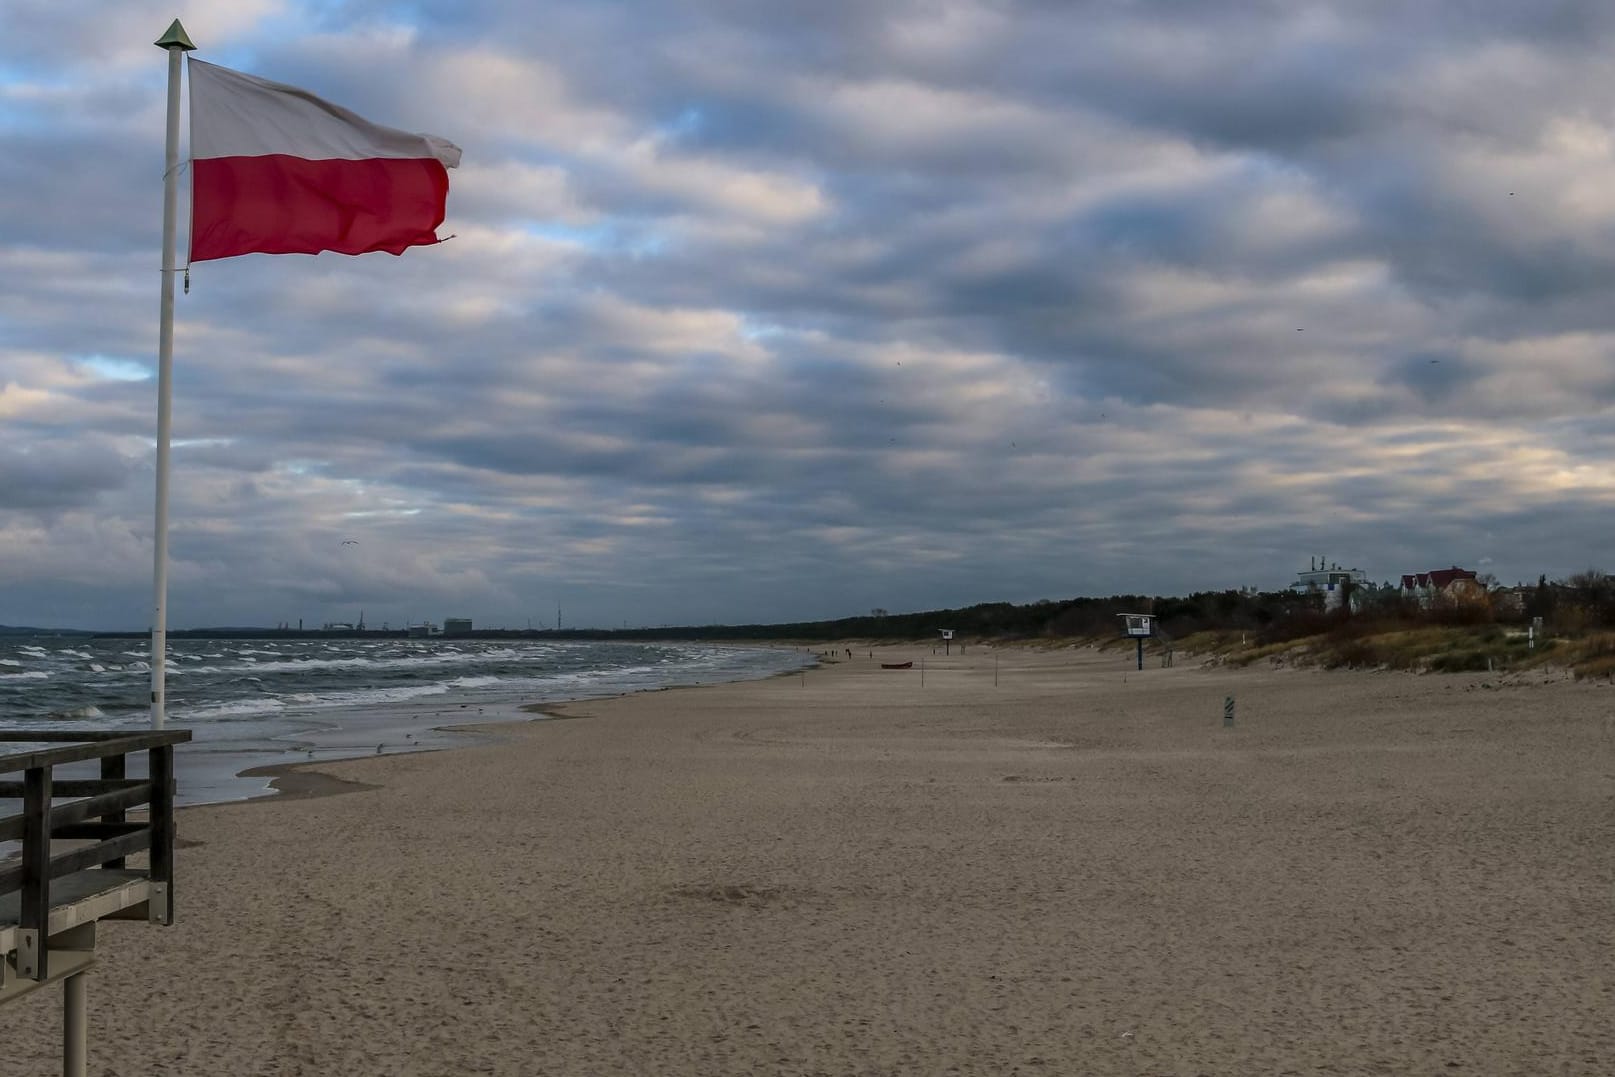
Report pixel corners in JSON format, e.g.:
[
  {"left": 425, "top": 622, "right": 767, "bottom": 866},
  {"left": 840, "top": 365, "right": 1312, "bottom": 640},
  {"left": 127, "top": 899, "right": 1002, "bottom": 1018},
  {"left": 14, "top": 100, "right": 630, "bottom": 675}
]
[
  {"left": 1224, "top": 696, "right": 1235, "bottom": 728},
  {"left": 939, "top": 628, "right": 954, "bottom": 656},
  {"left": 1118, "top": 613, "right": 1154, "bottom": 671},
  {"left": 143, "top": 24, "right": 460, "bottom": 729}
]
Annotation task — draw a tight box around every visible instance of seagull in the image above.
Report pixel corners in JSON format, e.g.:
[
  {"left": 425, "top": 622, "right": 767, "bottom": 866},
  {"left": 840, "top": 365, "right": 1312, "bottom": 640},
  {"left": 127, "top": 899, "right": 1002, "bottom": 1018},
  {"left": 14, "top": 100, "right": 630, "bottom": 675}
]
[{"left": 341, "top": 539, "right": 359, "bottom": 545}]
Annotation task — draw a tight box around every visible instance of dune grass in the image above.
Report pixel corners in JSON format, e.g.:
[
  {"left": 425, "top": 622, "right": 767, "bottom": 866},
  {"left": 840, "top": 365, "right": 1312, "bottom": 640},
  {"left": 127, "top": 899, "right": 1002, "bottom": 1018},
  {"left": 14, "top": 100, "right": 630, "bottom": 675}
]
[{"left": 1166, "top": 622, "right": 1615, "bottom": 676}]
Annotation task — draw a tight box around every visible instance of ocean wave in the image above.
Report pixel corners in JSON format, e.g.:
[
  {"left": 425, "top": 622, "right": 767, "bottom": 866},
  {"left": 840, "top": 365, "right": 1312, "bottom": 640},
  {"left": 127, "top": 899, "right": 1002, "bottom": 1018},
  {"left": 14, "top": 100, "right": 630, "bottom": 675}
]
[
  {"left": 0, "top": 642, "right": 807, "bottom": 743},
  {"left": 46, "top": 705, "right": 106, "bottom": 720},
  {"left": 446, "top": 675, "right": 504, "bottom": 688},
  {"left": 218, "top": 652, "right": 485, "bottom": 675},
  {"left": 181, "top": 697, "right": 288, "bottom": 720}
]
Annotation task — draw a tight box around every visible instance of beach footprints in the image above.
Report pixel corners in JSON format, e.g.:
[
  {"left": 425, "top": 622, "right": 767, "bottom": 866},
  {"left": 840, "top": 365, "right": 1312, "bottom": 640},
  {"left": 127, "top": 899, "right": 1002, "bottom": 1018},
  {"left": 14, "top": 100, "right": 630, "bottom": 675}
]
[{"left": 671, "top": 882, "right": 787, "bottom": 907}]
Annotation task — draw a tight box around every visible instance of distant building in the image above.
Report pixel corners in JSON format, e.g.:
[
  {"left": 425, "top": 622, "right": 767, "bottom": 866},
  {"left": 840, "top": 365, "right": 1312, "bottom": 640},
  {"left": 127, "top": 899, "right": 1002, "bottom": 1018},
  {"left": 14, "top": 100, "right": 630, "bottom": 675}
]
[
  {"left": 443, "top": 618, "right": 473, "bottom": 636},
  {"left": 1400, "top": 566, "right": 1485, "bottom": 608},
  {"left": 407, "top": 622, "right": 438, "bottom": 638},
  {"left": 1290, "top": 556, "right": 1370, "bottom": 612},
  {"left": 1491, "top": 587, "right": 1528, "bottom": 617}
]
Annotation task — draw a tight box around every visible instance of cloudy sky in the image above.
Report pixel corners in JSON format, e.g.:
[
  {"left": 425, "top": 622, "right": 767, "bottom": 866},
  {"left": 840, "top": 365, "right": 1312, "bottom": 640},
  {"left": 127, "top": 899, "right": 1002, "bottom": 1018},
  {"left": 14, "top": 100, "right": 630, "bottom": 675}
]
[{"left": 4, "top": 1, "right": 1615, "bottom": 630}]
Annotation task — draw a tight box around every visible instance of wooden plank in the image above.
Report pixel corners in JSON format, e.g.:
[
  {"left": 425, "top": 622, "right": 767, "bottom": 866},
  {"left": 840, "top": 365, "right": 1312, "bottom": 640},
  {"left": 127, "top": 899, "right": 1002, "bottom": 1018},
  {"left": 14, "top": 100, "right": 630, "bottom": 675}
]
[
  {"left": 0, "top": 868, "right": 148, "bottom": 928},
  {"left": 0, "top": 730, "right": 191, "bottom": 774},
  {"left": 0, "top": 779, "right": 147, "bottom": 799},
  {"left": 50, "top": 821, "right": 146, "bottom": 841},
  {"left": 0, "top": 730, "right": 189, "bottom": 743},
  {"left": 21, "top": 766, "right": 50, "bottom": 980},
  {"left": 46, "top": 830, "right": 151, "bottom": 881},
  {"left": 0, "top": 782, "right": 154, "bottom": 844},
  {"left": 53, "top": 783, "right": 153, "bottom": 830}
]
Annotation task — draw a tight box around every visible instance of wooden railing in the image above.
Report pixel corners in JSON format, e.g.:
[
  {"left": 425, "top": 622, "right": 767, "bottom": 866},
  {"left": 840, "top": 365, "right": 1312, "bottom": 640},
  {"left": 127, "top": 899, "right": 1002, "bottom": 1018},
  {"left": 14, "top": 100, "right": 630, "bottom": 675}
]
[{"left": 0, "top": 729, "right": 191, "bottom": 982}]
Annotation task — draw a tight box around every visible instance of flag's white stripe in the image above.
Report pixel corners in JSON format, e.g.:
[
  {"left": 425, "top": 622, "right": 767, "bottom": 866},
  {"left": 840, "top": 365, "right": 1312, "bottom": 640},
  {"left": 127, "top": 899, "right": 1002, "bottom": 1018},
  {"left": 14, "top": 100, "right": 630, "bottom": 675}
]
[{"left": 188, "top": 58, "right": 461, "bottom": 168}]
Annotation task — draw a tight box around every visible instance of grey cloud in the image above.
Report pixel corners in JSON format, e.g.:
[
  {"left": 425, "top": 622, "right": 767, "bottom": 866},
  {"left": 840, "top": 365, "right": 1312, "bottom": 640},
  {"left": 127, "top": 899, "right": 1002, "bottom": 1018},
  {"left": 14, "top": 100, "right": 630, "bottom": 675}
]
[
  {"left": 9, "top": 2, "right": 1615, "bottom": 629},
  {"left": 0, "top": 439, "right": 140, "bottom": 510}
]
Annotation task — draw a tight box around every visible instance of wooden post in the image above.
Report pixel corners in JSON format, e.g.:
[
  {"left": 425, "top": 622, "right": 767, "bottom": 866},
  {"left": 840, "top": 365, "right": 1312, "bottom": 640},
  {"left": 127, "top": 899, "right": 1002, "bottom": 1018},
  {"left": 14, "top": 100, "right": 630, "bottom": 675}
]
[
  {"left": 20, "top": 765, "right": 51, "bottom": 980},
  {"left": 100, "top": 753, "right": 127, "bottom": 870},
  {"left": 148, "top": 746, "right": 174, "bottom": 925}
]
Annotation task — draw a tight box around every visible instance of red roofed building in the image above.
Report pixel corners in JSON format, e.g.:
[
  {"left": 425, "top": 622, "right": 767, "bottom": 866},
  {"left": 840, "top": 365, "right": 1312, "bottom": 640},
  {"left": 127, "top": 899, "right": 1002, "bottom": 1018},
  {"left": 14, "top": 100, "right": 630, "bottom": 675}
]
[{"left": 1400, "top": 566, "right": 1486, "bottom": 608}]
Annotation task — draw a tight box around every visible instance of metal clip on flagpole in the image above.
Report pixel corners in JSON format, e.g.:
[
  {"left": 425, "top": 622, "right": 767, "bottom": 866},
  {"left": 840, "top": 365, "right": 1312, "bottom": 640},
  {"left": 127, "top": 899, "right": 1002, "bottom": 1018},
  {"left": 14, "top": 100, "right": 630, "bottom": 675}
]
[{"left": 151, "top": 20, "right": 194, "bottom": 733}]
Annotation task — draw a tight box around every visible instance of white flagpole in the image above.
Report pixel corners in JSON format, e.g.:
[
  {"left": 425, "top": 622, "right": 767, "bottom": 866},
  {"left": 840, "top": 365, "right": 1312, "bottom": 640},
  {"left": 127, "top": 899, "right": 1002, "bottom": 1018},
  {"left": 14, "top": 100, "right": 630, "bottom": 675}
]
[{"left": 152, "top": 20, "right": 194, "bottom": 730}]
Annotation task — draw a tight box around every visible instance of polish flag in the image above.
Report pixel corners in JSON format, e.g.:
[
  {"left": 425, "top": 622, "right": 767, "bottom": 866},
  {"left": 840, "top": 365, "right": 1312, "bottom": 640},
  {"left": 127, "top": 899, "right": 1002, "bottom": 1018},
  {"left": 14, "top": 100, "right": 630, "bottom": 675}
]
[{"left": 188, "top": 59, "right": 461, "bottom": 262}]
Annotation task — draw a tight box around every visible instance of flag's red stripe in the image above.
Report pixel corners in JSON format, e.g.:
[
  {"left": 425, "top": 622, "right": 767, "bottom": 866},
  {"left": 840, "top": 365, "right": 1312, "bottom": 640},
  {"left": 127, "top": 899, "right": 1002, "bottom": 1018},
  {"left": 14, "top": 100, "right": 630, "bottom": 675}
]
[{"left": 191, "top": 154, "right": 450, "bottom": 261}]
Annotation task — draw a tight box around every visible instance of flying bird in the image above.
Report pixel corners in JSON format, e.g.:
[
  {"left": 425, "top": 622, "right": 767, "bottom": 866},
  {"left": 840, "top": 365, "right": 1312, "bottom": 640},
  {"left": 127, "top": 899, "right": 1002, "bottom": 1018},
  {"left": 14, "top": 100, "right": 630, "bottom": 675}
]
[{"left": 341, "top": 540, "right": 359, "bottom": 546}]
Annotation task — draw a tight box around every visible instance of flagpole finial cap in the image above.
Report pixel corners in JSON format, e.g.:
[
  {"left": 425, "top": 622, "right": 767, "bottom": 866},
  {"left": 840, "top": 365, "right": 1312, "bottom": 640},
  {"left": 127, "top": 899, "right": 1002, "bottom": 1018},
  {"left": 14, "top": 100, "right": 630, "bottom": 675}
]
[{"left": 155, "top": 19, "right": 196, "bottom": 51}]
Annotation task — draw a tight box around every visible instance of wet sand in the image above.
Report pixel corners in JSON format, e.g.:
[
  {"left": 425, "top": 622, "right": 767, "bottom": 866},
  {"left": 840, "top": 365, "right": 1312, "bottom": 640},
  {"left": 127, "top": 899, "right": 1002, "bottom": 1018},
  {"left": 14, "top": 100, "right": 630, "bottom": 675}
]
[{"left": 6, "top": 645, "right": 1613, "bottom": 1075}]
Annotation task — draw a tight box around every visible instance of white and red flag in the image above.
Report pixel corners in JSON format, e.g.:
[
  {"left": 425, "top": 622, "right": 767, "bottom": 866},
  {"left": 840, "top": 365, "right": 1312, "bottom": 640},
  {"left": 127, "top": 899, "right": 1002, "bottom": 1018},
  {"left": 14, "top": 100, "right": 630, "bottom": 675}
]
[{"left": 187, "top": 58, "right": 461, "bottom": 261}]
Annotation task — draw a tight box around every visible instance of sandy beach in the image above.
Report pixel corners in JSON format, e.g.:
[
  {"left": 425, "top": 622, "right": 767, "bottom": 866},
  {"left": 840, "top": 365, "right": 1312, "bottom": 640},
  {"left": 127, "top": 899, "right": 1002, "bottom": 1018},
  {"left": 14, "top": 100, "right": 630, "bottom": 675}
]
[{"left": 7, "top": 644, "right": 1613, "bottom": 1075}]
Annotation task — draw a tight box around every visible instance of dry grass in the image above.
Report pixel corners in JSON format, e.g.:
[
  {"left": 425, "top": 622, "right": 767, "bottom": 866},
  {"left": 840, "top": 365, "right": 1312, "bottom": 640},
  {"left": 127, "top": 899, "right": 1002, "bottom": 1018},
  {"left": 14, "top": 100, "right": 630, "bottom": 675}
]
[
  {"left": 1172, "top": 623, "right": 1592, "bottom": 676},
  {"left": 985, "top": 621, "right": 1615, "bottom": 678}
]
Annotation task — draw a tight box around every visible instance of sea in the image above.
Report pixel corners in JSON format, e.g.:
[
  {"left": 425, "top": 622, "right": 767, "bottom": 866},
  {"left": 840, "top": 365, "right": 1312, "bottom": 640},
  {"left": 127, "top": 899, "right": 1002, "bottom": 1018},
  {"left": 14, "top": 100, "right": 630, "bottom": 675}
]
[{"left": 0, "top": 636, "right": 811, "bottom": 806}]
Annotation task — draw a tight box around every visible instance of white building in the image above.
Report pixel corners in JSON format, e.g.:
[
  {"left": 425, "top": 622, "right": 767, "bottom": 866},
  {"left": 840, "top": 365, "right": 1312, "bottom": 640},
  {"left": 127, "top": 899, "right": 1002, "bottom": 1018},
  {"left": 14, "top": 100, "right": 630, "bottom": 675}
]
[{"left": 1290, "top": 556, "right": 1370, "bottom": 612}]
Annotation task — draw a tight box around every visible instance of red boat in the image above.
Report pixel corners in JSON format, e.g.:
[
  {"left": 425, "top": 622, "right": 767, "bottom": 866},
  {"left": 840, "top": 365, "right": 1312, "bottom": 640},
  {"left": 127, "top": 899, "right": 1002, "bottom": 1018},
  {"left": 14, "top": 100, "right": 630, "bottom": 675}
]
[{"left": 880, "top": 661, "right": 913, "bottom": 669}]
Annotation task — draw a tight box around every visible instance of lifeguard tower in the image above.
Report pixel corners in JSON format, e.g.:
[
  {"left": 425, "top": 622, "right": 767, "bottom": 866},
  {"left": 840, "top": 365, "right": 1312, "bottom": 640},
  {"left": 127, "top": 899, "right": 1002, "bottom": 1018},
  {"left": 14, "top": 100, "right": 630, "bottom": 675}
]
[{"left": 2, "top": 728, "right": 191, "bottom": 1076}]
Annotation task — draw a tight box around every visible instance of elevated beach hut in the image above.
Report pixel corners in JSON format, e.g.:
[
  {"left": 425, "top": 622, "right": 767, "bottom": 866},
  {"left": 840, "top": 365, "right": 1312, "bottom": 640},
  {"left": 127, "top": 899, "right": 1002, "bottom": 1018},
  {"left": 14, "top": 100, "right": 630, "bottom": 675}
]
[{"left": 2, "top": 728, "right": 191, "bottom": 1075}]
